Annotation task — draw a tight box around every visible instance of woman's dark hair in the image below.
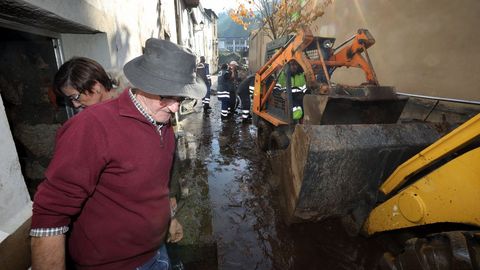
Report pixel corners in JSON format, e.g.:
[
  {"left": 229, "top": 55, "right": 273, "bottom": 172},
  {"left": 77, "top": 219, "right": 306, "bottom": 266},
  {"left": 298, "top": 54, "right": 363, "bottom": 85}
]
[{"left": 53, "top": 57, "right": 113, "bottom": 96}]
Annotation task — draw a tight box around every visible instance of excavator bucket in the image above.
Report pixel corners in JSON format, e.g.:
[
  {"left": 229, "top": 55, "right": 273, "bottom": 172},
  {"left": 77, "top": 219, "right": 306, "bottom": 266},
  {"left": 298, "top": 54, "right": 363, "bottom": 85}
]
[
  {"left": 303, "top": 86, "right": 408, "bottom": 125},
  {"left": 269, "top": 85, "right": 446, "bottom": 232},
  {"left": 272, "top": 122, "right": 443, "bottom": 233}
]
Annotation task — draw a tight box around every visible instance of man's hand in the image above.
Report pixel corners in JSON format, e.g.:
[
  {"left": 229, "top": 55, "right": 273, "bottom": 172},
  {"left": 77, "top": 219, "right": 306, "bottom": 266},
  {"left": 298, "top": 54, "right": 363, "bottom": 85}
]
[
  {"left": 169, "top": 197, "right": 177, "bottom": 214},
  {"left": 167, "top": 218, "right": 183, "bottom": 243},
  {"left": 31, "top": 234, "right": 66, "bottom": 270}
]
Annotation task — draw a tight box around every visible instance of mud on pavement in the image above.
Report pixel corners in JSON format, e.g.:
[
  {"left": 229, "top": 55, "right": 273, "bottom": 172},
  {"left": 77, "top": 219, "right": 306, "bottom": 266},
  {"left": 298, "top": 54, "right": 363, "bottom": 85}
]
[{"left": 170, "top": 96, "right": 388, "bottom": 270}]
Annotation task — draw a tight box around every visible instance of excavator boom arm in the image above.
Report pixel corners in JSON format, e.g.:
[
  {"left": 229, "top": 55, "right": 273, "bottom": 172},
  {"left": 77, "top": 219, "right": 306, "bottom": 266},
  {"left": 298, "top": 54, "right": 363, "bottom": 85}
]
[{"left": 328, "top": 29, "right": 378, "bottom": 84}]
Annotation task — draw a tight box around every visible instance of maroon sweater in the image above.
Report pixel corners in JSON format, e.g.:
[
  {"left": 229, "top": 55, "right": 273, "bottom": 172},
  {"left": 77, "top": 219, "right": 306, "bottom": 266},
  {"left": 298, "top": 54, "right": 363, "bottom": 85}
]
[{"left": 32, "top": 90, "right": 175, "bottom": 269}]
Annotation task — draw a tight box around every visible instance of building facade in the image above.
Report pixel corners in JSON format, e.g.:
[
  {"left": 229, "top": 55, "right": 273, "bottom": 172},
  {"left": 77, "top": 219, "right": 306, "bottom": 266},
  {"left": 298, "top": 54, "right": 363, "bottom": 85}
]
[
  {"left": 192, "top": 6, "right": 219, "bottom": 72},
  {"left": 218, "top": 36, "right": 249, "bottom": 53},
  {"left": 0, "top": 1, "right": 217, "bottom": 269}
]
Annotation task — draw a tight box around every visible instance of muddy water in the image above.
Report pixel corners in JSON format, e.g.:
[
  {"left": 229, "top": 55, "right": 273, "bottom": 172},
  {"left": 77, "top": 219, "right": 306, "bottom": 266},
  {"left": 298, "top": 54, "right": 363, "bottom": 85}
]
[{"left": 176, "top": 97, "right": 385, "bottom": 270}]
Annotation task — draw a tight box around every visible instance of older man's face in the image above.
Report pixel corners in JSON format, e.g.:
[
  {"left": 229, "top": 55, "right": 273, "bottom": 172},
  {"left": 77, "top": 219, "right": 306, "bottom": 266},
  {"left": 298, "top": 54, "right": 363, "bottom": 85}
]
[{"left": 138, "top": 91, "right": 183, "bottom": 123}]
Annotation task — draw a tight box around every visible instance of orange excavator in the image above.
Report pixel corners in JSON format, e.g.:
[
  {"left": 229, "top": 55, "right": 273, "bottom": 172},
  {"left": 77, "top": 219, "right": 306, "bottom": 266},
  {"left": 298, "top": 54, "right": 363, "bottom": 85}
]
[
  {"left": 252, "top": 27, "right": 442, "bottom": 228},
  {"left": 253, "top": 27, "right": 411, "bottom": 149}
]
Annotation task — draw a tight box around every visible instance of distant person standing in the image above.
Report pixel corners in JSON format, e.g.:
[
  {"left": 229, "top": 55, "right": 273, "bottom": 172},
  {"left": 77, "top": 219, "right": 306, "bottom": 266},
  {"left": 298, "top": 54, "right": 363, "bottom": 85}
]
[
  {"left": 228, "top": 61, "right": 240, "bottom": 115},
  {"left": 237, "top": 75, "right": 254, "bottom": 123},
  {"left": 217, "top": 63, "right": 232, "bottom": 120},
  {"left": 196, "top": 56, "right": 212, "bottom": 112}
]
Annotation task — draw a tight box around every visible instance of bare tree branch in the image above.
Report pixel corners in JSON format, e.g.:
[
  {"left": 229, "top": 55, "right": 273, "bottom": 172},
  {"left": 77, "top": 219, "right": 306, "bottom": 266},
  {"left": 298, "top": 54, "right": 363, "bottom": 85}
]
[{"left": 229, "top": 0, "right": 332, "bottom": 39}]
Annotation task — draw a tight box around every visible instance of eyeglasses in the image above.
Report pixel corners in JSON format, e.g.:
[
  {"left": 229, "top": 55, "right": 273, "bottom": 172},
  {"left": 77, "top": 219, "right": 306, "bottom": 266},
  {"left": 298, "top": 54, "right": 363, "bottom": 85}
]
[
  {"left": 67, "top": 93, "right": 82, "bottom": 102},
  {"left": 161, "top": 96, "right": 186, "bottom": 103}
]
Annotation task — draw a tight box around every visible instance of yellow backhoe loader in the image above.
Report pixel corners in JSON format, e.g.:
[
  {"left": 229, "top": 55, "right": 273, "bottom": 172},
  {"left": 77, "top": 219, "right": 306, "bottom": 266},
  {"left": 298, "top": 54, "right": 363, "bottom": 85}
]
[
  {"left": 252, "top": 27, "right": 480, "bottom": 268},
  {"left": 363, "top": 113, "right": 480, "bottom": 269}
]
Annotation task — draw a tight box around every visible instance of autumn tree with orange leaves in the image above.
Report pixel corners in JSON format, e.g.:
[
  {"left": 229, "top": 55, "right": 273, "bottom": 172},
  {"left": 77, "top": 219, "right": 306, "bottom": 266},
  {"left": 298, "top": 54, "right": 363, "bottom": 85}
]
[{"left": 229, "top": 0, "right": 332, "bottom": 40}]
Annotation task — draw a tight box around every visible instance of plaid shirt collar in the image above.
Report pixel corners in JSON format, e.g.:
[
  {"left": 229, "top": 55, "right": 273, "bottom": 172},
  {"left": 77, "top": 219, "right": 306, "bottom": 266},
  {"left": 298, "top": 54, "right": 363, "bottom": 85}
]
[{"left": 128, "top": 88, "right": 164, "bottom": 132}]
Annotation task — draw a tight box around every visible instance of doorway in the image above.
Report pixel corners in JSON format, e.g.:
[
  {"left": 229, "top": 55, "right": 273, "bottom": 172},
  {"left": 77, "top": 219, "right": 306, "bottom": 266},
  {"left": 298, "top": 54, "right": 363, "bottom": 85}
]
[{"left": 0, "top": 26, "right": 66, "bottom": 198}]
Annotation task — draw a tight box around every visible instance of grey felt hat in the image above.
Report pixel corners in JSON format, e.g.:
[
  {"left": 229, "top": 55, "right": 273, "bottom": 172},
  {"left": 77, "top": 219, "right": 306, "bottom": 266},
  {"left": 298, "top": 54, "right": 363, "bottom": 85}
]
[{"left": 123, "top": 38, "right": 206, "bottom": 99}]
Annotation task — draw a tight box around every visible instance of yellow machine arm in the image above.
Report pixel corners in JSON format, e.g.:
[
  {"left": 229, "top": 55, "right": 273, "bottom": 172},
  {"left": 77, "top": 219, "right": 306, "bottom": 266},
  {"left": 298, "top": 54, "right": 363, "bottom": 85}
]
[
  {"left": 381, "top": 113, "right": 480, "bottom": 195},
  {"left": 363, "top": 113, "right": 480, "bottom": 235}
]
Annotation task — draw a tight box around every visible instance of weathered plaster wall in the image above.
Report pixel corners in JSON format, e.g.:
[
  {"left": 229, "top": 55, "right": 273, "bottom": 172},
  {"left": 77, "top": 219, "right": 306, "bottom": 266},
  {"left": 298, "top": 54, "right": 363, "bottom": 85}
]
[
  {"left": 60, "top": 33, "right": 112, "bottom": 68},
  {"left": 0, "top": 95, "right": 31, "bottom": 241},
  {"left": 23, "top": 0, "right": 160, "bottom": 74},
  {"left": 192, "top": 6, "right": 217, "bottom": 71},
  {"left": 314, "top": 0, "right": 480, "bottom": 100},
  {"left": 159, "top": 0, "right": 178, "bottom": 42},
  {"left": 248, "top": 29, "right": 272, "bottom": 74}
]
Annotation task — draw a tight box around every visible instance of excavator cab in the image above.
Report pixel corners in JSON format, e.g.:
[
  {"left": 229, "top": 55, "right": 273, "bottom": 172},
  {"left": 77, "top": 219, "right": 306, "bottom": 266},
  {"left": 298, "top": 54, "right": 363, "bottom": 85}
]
[{"left": 261, "top": 60, "right": 305, "bottom": 125}]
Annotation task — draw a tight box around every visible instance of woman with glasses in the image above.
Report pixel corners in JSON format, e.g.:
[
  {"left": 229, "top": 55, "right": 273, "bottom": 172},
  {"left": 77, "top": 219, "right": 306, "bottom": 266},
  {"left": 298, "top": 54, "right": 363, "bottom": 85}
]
[{"left": 53, "top": 57, "right": 118, "bottom": 109}]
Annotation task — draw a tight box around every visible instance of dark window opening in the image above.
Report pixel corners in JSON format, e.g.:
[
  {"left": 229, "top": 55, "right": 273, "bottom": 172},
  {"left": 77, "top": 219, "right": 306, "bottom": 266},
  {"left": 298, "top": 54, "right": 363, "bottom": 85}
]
[{"left": 0, "top": 26, "right": 67, "bottom": 198}]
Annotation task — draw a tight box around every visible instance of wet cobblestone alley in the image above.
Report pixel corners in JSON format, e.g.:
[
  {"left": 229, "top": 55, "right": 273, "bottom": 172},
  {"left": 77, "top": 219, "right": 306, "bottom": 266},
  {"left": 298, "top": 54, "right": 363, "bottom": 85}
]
[{"left": 171, "top": 95, "right": 385, "bottom": 270}]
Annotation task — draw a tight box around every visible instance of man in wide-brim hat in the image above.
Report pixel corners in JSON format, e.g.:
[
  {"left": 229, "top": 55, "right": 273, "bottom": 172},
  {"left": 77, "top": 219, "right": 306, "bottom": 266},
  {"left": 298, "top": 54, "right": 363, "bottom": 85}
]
[{"left": 31, "top": 38, "right": 205, "bottom": 270}]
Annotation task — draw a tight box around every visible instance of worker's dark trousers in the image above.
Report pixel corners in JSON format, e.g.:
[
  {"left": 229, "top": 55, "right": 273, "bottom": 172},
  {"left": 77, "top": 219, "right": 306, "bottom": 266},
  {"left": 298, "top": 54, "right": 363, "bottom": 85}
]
[
  {"left": 202, "top": 85, "right": 211, "bottom": 107},
  {"left": 228, "top": 90, "right": 236, "bottom": 114},
  {"left": 238, "top": 88, "right": 251, "bottom": 119},
  {"left": 218, "top": 90, "right": 231, "bottom": 118},
  {"left": 220, "top": 96, "right": 232, "bottom": 117},
  {"left": 237, "top": 75, "right": 255, "bottom": 119}
]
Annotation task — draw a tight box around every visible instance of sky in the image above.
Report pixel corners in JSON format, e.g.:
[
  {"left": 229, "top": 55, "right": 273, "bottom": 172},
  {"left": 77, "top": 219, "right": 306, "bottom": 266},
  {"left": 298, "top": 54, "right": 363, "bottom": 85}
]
[{"left": 201, "top": 0, "right": 239, "bottom": 14}]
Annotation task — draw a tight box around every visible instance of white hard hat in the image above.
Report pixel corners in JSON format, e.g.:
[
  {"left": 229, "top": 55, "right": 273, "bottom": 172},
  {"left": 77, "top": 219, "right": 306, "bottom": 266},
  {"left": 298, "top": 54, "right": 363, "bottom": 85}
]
[{"left": 229, "top": 60, "right": 239, "bottom": 66}]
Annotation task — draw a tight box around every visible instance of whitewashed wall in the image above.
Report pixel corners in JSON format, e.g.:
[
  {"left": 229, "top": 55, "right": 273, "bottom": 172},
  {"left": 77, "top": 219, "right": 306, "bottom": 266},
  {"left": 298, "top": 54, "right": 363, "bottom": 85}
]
[
  {"left": 0, "top": 96, "right": 32, "bottom": 242},
  {"left": 159, "top": 0, "right": 178, "bottom": 42},
  {"left": 23, "top": 0, "right": 160, "bottom": 77},
  {"left": 192, "top": 5, "right": 216, "bottom": 69}
]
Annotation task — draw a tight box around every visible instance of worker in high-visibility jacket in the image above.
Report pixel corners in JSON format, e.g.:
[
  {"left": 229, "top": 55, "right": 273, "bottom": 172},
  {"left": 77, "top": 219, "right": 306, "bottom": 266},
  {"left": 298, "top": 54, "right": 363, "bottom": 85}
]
[{"left": 276, "top": 61, "right": 307, "bottom": 120}]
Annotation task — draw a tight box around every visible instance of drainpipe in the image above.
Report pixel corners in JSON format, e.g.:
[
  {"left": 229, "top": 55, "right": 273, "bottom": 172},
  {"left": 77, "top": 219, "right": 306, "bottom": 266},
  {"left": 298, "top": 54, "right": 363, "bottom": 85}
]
[{"left": 174, "top": 0, "right": 182, "bottom": 45}]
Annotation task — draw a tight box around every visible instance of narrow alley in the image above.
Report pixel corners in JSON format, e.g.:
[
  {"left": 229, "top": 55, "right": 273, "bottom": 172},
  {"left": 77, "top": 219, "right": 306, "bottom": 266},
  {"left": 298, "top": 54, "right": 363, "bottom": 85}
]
[
  {"left": 1, "top": 1, "right": 479, "bottom": 270},
  {"left": 171, "top": 94, "right": 385, "bottom": 270}
]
